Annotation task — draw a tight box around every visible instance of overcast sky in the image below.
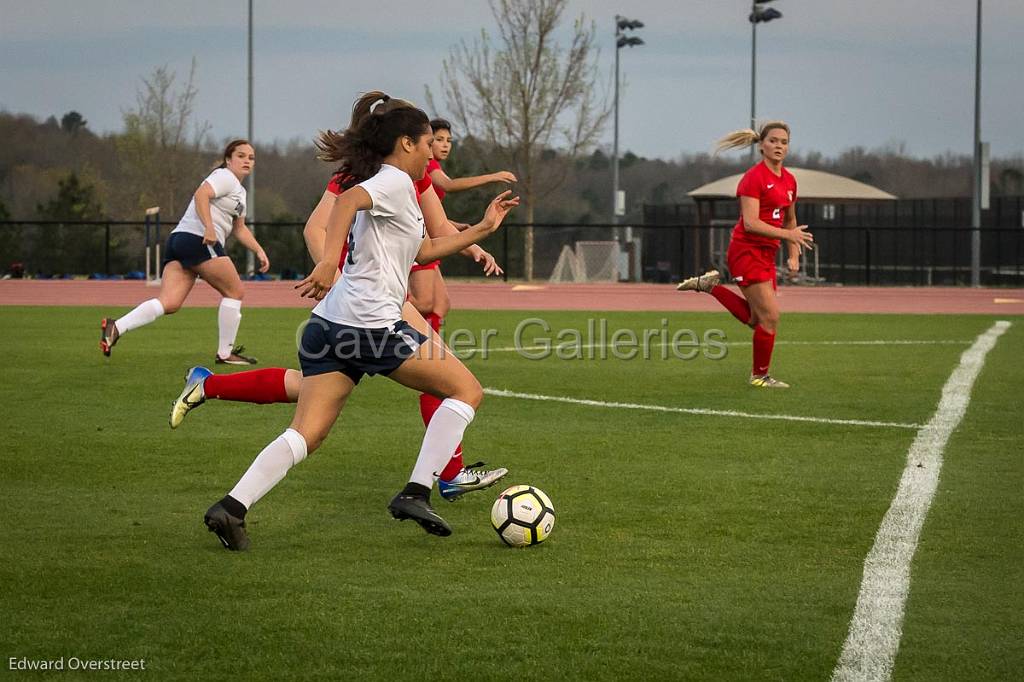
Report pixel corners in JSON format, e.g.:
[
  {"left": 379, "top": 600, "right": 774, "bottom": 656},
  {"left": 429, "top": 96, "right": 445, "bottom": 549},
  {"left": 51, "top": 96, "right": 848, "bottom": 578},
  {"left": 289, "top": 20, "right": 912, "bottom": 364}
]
[{"left": 1, "top": 1, "right": 1022, "bottom": 160}]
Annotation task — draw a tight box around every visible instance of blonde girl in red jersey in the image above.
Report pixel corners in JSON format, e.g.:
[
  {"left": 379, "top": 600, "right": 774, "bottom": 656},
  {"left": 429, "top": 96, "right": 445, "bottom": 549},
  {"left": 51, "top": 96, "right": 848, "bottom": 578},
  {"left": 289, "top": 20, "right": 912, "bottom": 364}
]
[{"left": 677, "top": 122, "right": 814, "bottom": 388}]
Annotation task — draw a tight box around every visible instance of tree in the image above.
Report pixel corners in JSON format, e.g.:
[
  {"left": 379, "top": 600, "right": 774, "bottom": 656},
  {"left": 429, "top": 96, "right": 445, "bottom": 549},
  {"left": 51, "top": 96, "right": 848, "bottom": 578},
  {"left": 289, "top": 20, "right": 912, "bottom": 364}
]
[
  {"left": 36, "top": 173, "right": 105, "bottom": 221},
  {"left": 429, "top": 0, "right": 610, "bottom": 279},
  {"left": 35, "top": 172, "right": 106, "bottom": 275},
  {"left": 117, "top": 58, "right": 211, "bottom": 217},
  {"left": 60, "top": 111, "right": 88, "bottom": 135}
]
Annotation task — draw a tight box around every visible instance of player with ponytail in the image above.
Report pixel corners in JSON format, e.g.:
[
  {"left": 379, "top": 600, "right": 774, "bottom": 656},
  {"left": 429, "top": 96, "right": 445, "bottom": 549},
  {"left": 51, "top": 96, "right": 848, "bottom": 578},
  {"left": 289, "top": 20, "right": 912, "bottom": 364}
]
[{"left": 677, "top": 121, "right": 814, "bottom": 388}]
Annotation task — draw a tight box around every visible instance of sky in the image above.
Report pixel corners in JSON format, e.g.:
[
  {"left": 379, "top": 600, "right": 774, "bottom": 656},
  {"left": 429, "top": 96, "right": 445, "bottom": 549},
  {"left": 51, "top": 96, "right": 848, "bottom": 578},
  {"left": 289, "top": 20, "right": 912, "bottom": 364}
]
[{"left": 1, "top": 0, "right": 1022, "bottom": 161}]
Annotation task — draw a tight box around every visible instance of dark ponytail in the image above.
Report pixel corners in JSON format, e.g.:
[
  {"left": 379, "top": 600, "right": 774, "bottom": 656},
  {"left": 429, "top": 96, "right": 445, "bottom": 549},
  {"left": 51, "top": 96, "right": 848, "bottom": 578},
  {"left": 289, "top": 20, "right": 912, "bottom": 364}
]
[{"left": 315, "top": 91, "right": 429, "bottom": 189}]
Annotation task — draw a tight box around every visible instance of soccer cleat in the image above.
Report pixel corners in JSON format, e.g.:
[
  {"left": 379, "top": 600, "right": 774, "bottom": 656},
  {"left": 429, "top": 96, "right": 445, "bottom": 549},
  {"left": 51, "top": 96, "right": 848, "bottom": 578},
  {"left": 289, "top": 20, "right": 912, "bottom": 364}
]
[
  {"left": 99, "top": 317, "right": 118, "bottom": 356},
  {"left": 215, "top": 344, "right": 258, "bottom": 365},
  {"left": 749, "top": 374, "right": 790, "bottom": 389},
  {"left": 170, "top": 366, "right": 212, "bottom": 429},
  {"left": 204, "top": 501, "right": 250, "bottom": 551},
  {"left": 387, "top": 493, "right": 452, "bottom": 536},
  {"left": 438, "top": 461, "right": 509, "bottom": 501},
  {"left": 676, "top": 269, "right": 721, "bottom": 293}
]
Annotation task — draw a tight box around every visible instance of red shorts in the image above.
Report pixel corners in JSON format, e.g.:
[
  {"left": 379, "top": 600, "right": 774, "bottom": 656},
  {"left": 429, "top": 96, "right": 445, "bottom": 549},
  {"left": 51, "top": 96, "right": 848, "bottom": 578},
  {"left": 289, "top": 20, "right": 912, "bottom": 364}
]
[
  {"left": 410, "top": 260, "right": 441, "bottom": 273},
  {"left": 727, "top": 241, "right": 777, "bottom": 289}
]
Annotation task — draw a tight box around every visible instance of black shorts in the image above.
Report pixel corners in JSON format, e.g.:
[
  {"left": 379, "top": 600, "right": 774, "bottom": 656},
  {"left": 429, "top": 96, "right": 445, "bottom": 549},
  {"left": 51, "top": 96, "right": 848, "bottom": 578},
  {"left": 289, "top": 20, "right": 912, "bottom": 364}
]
[
  {"left": 162, "top": 232, "right": 226, "bottom": 272},
  {"left": 298, "top": 314, "right": 427, "bottom": 385}
]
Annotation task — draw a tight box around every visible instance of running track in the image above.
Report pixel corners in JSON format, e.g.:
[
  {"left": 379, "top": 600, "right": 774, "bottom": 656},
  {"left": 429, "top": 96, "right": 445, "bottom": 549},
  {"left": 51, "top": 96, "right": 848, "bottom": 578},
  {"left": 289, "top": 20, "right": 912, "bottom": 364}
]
[{"left": 1, "top": 280, "right": 1023, "bottom": 315}]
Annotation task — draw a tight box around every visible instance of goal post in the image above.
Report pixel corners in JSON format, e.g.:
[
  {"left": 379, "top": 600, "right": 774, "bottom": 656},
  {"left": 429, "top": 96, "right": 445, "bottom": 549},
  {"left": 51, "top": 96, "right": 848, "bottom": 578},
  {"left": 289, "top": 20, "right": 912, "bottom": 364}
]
[{"left": 548, "top": 241, "right": 621, "bottom": 283}]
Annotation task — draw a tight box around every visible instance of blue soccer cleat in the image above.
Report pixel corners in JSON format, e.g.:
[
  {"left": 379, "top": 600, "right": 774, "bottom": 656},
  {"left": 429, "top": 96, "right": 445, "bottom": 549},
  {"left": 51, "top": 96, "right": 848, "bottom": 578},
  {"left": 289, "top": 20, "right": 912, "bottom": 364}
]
[{"left": 170, "top": 366, "right": 212, "bottom": 429}]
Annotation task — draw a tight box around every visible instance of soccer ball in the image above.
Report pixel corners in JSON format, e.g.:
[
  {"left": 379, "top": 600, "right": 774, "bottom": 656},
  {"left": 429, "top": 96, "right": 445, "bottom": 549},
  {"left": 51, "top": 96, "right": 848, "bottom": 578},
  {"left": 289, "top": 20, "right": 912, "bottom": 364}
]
[{"left": 490, "top": 485, "right": 555, "bottom": 547}]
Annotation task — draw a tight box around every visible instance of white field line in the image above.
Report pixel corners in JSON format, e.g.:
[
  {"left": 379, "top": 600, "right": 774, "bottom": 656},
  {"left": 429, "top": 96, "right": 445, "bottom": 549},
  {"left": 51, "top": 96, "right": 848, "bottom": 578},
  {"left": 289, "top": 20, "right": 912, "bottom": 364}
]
[
  {"left": 459, "top": 339, "right": 969, "bottom": 355},
  {"left": 482, "top": 388, "right": 921, "bottom": 430},
  {"left": 831, "top": 320, "right": 1011, "bottom": 682}
]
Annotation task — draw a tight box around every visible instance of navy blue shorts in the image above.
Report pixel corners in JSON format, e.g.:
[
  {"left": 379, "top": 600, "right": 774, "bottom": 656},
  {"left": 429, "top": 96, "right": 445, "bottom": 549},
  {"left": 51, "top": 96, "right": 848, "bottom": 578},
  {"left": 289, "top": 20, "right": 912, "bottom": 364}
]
[
  {"left": 162, "top": 232, "right": 226, "bottom": 272},
  {"left": 298, "top": 314, "right": 428, "bottom": 384}
]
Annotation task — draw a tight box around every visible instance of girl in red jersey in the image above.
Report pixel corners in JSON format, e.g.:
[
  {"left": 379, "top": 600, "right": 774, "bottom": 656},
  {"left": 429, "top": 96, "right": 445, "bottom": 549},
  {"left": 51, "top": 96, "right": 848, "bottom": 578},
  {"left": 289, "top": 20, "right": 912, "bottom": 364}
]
[
  {"left": 408, "top": 118, "right": 515, "bottom": 333},
  {"left": 677, "top": 122, "right": 814, "bottom": 388},
  {"left": 99, "top": 140, "right": 269, "bottom": 364},
  {"left": 170, "top": 111, "right": 508, "bottom": 501}
]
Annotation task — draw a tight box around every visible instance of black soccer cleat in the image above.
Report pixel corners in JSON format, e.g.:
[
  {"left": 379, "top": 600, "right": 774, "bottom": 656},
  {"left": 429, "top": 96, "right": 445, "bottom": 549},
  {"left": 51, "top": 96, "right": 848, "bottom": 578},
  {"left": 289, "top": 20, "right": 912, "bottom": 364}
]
[
  {"left": 204, "top": 501, "right": 251, "bottom": 551},
  {"left": 99, "top": 317, "right": 118, "bottom": 357},
  {"left": 387, "top": 493, "right": 452, "bottom": 537},
  {"left": 215, "top": 344, "right": 258, "bottom": 365}
]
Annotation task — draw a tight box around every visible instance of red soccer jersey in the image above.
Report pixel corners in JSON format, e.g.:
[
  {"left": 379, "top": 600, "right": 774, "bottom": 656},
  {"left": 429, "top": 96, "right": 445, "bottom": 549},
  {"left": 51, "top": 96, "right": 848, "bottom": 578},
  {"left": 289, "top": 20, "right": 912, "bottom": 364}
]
[
  {"left": 731, "top": 161, "right": 798, "bottom": 250},
  {"left": 325, "top": 171, "right": 433, "bottom": 269},
  {"left": 426, "top": 158, "right": 446, "bottom": 201}
]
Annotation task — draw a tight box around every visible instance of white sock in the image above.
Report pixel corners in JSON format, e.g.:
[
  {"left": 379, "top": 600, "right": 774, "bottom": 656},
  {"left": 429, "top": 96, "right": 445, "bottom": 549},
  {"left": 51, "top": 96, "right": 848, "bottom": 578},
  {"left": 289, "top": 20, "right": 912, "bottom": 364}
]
[
  {"left": 217, "top": 297, "right": 243, "bottom": 359},
  {"left": 228, "top": 428, "right": 307, "bottom": 509},
  {"left": 409, "top": 398, "right": 475, "bottom": 488},
  {"left": 114, "top": 298, "right": 164, "bottom": 335}
]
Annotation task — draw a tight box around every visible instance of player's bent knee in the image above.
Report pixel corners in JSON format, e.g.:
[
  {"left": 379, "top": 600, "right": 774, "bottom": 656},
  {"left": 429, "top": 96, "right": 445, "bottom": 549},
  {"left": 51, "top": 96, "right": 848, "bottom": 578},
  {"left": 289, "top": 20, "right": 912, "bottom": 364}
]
[
  {"left": 453, "top": 378, "right": 484, "bottom": 410},
  {"left": 161, "top": 300, "right": 182, "bottom": 314}
]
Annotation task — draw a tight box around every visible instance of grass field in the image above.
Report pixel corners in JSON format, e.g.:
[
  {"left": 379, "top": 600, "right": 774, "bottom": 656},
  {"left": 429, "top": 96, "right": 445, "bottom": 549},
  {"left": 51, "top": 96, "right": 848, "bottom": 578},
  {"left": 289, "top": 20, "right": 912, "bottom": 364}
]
[{"left": 1, "top": 306, "right": 1021, "bottom": 680}]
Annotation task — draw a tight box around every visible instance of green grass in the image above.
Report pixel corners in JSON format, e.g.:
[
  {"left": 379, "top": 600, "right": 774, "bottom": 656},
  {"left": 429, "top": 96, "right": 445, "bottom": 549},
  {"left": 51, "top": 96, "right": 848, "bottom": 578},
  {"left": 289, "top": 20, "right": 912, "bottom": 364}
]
[{"left": 0, "top": 306, "right": 1020, "bottom": 680}]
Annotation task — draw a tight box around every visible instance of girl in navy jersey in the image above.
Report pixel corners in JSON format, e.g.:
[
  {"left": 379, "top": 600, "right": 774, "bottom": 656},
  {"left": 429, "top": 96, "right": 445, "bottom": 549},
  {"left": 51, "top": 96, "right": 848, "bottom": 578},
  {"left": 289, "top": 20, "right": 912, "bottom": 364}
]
[
  {"left": 677, "top": 122, "right": 813, "bottom": 388},
  {"left": 99, "top": 140, "right": 268, "bottom": 364},
  {"left": 203, "top": 92, "right": 518, "bottom": 549}
]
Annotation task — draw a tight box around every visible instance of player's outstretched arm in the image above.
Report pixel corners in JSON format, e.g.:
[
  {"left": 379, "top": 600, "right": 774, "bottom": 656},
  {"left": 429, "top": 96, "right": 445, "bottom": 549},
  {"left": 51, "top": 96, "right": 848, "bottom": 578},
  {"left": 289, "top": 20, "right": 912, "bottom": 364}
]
[
  {"left": 416, "top": 191, "right": 519, "bottom": 263},
  {"left": 420, "top": 186, "right": 503, "bottom": 276},
  {"left": 429, "top": 167, "right": 517, "bottom": 195}
]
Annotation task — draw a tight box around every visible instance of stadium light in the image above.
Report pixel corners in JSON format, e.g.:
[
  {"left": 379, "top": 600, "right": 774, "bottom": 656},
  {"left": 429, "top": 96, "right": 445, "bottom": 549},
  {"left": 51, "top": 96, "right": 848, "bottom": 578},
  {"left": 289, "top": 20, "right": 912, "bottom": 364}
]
[
  {"left": 613, "top": 15, "right": 644, "bottom": 233},
  {"left": 748, "top": 1, "right": 783, "bottom": 161},
  {"left": 245, "top": 0, "right": 256, "bottom": 277}
]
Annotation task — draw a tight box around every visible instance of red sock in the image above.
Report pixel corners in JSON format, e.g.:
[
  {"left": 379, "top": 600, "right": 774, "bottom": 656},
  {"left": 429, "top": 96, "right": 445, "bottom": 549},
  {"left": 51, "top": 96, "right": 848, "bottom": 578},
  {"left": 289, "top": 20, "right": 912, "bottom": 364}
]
[
  {"left": 204, "top": 368, "right": 291, "bottom": 404},
  {"left": 420, "top": 392, "right": 464, "bottom": 481},
  {"left": 752, "top": 325, "right": 776, "bottom": 376},
  {"left": 424, "top": 312, "right": 442, "bottom": 333},
  {"left": 710, "top": 285, "right": 751, "bottom": 325}
]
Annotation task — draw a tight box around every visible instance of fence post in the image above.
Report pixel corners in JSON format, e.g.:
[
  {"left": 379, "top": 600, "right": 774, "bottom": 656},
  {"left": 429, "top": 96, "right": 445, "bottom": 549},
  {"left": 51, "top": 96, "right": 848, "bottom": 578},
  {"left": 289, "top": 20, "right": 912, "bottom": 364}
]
[
  {"left": 864, "top": 229, "right": 871, "bottom": 285},
  {"left": 503, "top": 226, "right": 509, "bottom": 282},
  {"left": 104, "top": 222, "right": 110, "bottom": 275}
]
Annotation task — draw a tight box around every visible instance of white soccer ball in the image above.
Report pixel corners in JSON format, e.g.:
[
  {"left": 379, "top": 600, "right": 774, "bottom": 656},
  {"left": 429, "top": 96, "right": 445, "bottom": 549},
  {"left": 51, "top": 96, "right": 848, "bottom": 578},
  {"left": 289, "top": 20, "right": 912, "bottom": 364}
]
[{"left": 490, "top": 485, "right": 555, "bottom": 547}]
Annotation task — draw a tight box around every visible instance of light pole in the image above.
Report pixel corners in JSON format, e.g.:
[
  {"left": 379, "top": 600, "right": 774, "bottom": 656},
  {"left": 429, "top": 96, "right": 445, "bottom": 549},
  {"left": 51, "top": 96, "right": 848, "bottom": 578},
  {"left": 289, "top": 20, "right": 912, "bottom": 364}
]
[
  {"left": 749, "top": 1, "right": 782, "bottom": 163},
  {"left": 613, "top": 15, "right": 643, "bottom": 228},
  {"left": 245, "top": 0, "right": 256, "bottom": 277},
  {"left": 970, "top": 0, "right": 982, "bottom": 286}
]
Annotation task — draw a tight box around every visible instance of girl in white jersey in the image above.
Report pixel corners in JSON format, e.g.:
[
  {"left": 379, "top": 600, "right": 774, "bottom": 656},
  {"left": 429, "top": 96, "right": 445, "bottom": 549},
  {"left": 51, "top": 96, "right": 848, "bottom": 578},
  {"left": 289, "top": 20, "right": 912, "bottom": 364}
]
[
  {"left": 203, "top": 93, "right": 518, "bottom": 549},
  {"left": 99, "top": 140, "right": 269, "bottom": 365}
]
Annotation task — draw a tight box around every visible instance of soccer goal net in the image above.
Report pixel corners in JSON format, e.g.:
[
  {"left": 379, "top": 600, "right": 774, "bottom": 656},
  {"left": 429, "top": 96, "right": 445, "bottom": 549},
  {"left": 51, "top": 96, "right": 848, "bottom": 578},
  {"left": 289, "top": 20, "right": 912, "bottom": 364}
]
[{"left": 549, "top": 241, "right": 621, "bottom": 283}]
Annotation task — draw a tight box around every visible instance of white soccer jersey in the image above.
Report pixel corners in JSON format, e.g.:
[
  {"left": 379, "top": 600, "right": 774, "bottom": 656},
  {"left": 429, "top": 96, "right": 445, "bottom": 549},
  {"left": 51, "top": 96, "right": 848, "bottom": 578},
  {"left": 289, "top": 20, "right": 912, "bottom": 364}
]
[
  {"left": 172, "top": 168, "right": 246, "bottom": 246},
  {"left": 313, "top": 164, "right": 425, "bottom": 328}
]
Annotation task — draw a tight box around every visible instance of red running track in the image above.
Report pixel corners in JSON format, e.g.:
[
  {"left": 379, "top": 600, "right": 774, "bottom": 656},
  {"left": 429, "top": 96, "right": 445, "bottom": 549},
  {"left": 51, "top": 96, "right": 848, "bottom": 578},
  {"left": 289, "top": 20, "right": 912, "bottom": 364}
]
[{"left": 1, "top": 280, "right": 1022, "bottom": 315}]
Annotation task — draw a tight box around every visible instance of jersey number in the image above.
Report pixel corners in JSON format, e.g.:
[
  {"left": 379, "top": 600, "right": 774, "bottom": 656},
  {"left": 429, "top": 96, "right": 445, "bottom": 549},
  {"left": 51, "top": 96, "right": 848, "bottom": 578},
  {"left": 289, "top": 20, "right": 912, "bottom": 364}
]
[
  {"left": 772, "top": 208, "right": 782, "bottom": 220},
  {"left": 346, "top": 232, "right": 356, "bottom": 266}
]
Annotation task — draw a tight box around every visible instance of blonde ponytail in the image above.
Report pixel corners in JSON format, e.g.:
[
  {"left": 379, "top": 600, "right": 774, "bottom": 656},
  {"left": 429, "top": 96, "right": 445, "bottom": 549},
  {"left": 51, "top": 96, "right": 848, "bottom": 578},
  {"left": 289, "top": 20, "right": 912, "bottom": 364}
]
[{"left": 715, "top": 121, "right": 791, "bottom": 154}]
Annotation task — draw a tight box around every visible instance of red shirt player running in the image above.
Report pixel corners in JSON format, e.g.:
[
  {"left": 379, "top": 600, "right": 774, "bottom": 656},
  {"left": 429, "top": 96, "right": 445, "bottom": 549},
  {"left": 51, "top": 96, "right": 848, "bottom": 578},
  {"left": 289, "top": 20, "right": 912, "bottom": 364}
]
[
  {"left": 677, "top": 121, "right": 814, "bottom": 388},
  {"left": 407, "top": 118, "right": 515, "bottom": 335}
]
